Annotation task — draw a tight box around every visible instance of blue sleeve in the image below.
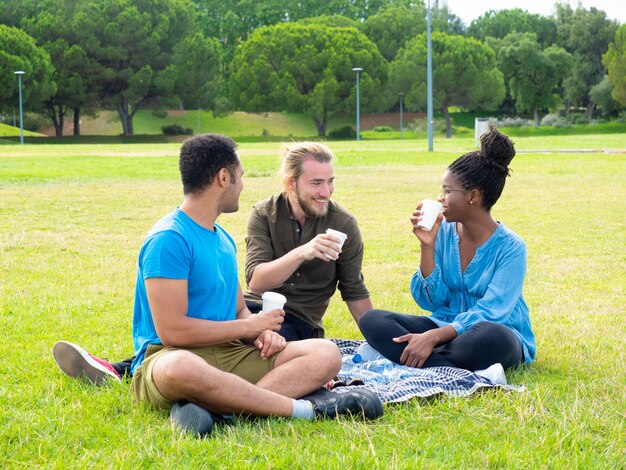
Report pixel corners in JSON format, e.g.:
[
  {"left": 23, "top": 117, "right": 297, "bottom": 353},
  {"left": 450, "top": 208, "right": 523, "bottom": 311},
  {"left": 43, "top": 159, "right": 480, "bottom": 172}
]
[
  {"left": 140, "top": 230, "right": 190, "bottom": 280},
  {"left": 450, "top": 241, "right": 527, "bottom": 335},
  {"left": 410, "top": 264, "right": 452, "bottom": 311},
  {"left": 410, "top": 233, "right": 452, "bottom": 311}
]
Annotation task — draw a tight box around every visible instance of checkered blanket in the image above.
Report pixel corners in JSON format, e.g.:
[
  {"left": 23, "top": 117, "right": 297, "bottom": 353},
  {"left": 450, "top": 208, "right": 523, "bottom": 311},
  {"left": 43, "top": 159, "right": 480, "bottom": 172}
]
[{"left": 330, "top": 339, "right": 524, "bottom": 404}]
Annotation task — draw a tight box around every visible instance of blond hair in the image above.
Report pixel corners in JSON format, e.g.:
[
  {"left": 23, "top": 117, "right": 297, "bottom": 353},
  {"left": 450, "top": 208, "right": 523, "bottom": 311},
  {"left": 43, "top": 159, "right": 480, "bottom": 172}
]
[{"left": 281, "top": 142, "right": 334, "bottom": 189}]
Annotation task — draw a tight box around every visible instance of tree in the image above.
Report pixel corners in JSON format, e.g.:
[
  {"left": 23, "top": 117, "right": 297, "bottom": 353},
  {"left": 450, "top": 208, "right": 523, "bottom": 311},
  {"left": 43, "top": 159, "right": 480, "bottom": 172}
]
[
  {"left": 229, "top": 23, "right": 388, "bottom": 136},
  {"left": 21, "top": 0, "right": 101, "bottom": 136},
  {"left": 430, "top": 5, "right": 465, "bottom": 36},
  {"left": 0, "top": 0, "right": 41, "bottom": 28},
  {"left": 556, "top": 4, "right": 619, "bottom": 117},
  {"left": 0, "top": 25, "right": 56, "bottom": 114},
  {"left": 159, "top": 32, "right": 223, "bottom": 133},
  {"left": 467, "top": 8, "right": 557, "bottom": 48},
  {"left": 191, "top": 0, "right": 414, "bottom": 84},
  {"left": 388, "top": 32, "right": 505, "bottom": 138},
  {"left": 589, "top": 76, "right": 622, "bottom": 117},
  {"left": 496, "top": 33, "right": 572, "bottom": 127},
  {"left": 70, "top": 0, "right": 196, "bottom": 136},
  {"left": 361, "top": 5, "right": 427, "bottom": 61},
  {"left": 298, "top": 15, "right": 359, "bottom": 29},
  {"left": 602, "top": 25, "right": 626, "bottom": 107}
]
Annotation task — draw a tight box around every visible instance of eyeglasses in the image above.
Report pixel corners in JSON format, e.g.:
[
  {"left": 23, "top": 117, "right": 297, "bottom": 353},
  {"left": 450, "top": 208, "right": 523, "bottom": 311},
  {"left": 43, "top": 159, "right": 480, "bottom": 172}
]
[{"left": 440, "top": 187, "right": 466, "bottom": 198}]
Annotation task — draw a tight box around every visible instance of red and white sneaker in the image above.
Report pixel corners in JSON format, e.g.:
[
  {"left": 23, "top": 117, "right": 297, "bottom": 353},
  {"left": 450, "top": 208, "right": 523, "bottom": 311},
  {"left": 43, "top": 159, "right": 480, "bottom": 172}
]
[{"left": 52, "top": 341, "right": 122, "bottom": 384}]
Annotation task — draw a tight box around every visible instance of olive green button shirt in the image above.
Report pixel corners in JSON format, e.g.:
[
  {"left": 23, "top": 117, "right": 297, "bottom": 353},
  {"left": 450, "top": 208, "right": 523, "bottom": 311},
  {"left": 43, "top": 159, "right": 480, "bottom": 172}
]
[{"left": 245, "top": 193, "right": 370, "bottom": 332}]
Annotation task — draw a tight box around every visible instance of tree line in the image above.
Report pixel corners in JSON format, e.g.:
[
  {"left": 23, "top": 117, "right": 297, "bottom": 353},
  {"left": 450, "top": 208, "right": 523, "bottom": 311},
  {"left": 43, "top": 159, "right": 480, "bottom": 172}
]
[{"left": 0, "top": 0, "right": 624, "bottom": 137}]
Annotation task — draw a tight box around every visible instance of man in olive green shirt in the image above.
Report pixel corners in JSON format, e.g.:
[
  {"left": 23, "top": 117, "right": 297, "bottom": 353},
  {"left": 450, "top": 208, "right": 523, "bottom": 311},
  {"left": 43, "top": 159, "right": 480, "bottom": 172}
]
[
  {"left": 245, "top": 142, "right": 373, "bottom": 340},
  {"left": 52, "top": 142, "right": 373, "bottom": 382}
]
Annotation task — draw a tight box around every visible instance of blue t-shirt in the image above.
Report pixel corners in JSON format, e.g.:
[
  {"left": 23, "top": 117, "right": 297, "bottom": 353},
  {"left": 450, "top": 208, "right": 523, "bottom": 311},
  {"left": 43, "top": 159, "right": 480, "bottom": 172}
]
[
  {"left": 131, "top": 209, "right": 238, "bottom": 374},
  {"left": 410, "top": 221, "right": 536, "bottom": 362}
]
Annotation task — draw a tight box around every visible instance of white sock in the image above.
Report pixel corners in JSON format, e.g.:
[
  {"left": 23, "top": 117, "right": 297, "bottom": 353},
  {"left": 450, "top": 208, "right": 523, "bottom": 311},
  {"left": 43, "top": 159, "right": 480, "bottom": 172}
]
[{"left": 291, "top": 399, "right": 315, "bottom": 420}]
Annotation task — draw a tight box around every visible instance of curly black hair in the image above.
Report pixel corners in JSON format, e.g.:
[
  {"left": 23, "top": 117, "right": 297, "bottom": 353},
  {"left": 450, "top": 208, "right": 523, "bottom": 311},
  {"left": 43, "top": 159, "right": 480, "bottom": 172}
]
[
  {"left": 179, "top": 134, "right": 239, "bottom": 195},
  {"left": 447, "top": 127, "right": 516, "bottom": 210}
]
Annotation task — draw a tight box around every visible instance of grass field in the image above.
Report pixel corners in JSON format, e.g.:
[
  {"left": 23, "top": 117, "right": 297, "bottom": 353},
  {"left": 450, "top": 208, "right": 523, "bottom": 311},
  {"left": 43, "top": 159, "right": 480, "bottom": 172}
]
[{"left": 1, "top": 135, "right": 625, "bottom": 468}]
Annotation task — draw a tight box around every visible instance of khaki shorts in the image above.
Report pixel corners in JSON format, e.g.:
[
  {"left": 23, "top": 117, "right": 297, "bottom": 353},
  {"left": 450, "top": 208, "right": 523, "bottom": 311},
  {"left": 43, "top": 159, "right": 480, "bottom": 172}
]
[{"left": 131, "top": 341, "right": 277, "bottom": 410}]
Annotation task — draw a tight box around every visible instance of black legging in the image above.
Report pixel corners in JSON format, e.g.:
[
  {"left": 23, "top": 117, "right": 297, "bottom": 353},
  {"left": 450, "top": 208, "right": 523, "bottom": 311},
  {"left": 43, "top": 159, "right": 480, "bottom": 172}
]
[{"left": 359, "top": 309, "right": 523, "bottom": 371}]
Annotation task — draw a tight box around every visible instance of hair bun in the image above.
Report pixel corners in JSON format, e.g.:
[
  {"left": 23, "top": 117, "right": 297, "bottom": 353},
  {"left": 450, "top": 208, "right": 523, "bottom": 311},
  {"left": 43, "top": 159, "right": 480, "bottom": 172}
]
[{"left": 480, "top": 127, "right": 515, "bottom": 175}]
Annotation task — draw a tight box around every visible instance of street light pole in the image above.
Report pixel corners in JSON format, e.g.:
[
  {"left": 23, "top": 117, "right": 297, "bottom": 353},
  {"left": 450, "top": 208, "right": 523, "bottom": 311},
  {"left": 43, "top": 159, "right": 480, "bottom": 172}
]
[
  {"left": 352, "top": 67, "right": 363, "bottom": 141},
  {"left": 426, "top": 0, "right": 434, "bottom": 152},
  {"left": 14, "top": 71, "right": 25, "bottom": 145},
  {"left": 399, "top": 92, "right": 404, "bottom": 139}
]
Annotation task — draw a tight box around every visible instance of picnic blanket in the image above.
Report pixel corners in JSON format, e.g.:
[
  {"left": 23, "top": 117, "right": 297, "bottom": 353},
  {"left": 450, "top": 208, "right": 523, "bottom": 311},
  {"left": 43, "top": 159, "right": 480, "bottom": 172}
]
[{"left": 330, "top": 339, "right": 525, "bottom": 404}]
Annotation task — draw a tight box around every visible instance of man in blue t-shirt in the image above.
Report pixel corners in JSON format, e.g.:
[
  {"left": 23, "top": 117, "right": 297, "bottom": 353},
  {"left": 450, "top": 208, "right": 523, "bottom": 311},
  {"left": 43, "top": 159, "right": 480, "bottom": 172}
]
[{"left": 56, "top": 134, "right": 382, "bottom": 436}]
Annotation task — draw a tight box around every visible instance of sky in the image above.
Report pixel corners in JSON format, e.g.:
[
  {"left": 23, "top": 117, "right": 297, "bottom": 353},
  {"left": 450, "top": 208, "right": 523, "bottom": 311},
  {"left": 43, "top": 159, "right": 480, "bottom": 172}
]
[{"left": 443, "top": 0, "right": 625, "bottom": 26}]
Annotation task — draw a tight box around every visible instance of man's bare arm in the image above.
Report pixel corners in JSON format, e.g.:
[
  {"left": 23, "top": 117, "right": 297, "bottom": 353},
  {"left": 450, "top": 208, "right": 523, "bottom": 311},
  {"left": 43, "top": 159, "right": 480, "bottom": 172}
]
[
  {"left": 346, "top": 297, "right": 374, "bottom": 324},
  {"left": 146, "top": 278, "right": 284, "bottom": 347}
]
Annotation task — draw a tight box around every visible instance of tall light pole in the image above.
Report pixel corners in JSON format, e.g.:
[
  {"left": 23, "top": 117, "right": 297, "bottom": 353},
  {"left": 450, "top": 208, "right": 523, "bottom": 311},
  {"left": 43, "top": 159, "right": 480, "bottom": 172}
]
[
  {"left": 352, "top": 67, "right": 363, "bottom": 141},
  {"left": 14, "top": 71, "right": 25, "bottom": 145},
  {"left": 399, "top": 92, "right": 404, "bottom": 139},
  {"left": 426, "top": 0, "right": 434, "bottom": 152}
]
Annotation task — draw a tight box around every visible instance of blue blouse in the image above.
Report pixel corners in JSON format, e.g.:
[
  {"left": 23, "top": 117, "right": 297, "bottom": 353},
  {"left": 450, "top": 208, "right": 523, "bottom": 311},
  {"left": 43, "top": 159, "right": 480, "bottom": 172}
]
[{"left": 410, "top": 221, "right": 536, "bottom": 362}]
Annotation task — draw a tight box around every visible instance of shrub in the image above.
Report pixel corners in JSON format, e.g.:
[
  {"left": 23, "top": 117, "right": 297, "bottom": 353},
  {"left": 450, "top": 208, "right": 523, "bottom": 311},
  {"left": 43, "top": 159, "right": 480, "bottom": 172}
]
[
  {"left": 488, "top": 117, "right": 533, "bottom": 128},
  {"left": 151, "top": 109, "right": 168, "bottom": 119},
  {"left": 328, "top": 125, "right": 356, "bottom": 139},
  {"left": 569, "top": 113, "right": 590, "bottom": 125},
  {"left": 372, "top": 125, "right": 394, "bottom": 132},
  {"left": 161, "top": 124, "right": 193, "bottom": 135},
  {"left": 213, "top": 97, "right": 232, "bottom": 118},
  {"left": 23, "top": 113, "right": 47, "bottom": 132},
  {"left": 407, "top": 118, "right": 445, "bottom": 133},
  {"left": 540, "top": 114, "right": 571, "bottom": 128}
]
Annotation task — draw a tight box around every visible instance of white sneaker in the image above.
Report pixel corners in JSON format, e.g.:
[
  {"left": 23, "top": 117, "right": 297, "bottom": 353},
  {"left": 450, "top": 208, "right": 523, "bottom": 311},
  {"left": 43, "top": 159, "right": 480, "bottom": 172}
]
[
  {"left": 475, "top": 363, "right": 507, "bottom": 385},
  {"left": 52, "top": 341, "right": 122, "bottom": 384}
]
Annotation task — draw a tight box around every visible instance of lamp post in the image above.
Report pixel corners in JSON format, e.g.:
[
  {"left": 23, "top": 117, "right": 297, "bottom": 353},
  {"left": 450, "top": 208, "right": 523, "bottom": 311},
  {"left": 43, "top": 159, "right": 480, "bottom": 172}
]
[
  {"left": 398, "top": 92, "right": 404, "bottom": 139},
  {"left": 426, "top": 0, "right": 434, "bottom": 152},
  {"left": 352, "top": 67, "right": 363, "bottom": 141},
  {"left": 14, "top": 71, "right": 25, "bottom": 145}
]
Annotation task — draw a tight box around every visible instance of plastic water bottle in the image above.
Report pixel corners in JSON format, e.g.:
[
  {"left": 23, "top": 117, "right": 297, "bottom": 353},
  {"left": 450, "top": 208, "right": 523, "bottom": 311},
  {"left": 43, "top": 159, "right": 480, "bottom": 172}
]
[{"left": 352, "top": 343, "right": 386, "bottom": 363}]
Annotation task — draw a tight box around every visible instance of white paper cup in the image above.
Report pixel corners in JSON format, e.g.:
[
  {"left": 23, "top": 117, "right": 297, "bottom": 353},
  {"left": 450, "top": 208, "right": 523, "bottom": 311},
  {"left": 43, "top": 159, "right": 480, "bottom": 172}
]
[
  {"left": 262, "top": 291, "right": 287, "bottom": 312},
  {"left": 325, "top": 228, "right": 347, "bottom": 259},
  {"left": 417, "top": 199, "right": 442, "bottom": 231}
]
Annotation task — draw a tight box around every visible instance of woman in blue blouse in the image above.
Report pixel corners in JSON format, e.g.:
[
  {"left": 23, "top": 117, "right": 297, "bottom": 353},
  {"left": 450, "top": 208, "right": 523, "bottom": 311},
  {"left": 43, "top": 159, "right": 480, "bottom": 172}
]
[{"left": 359, "top": 128, "right": 535, "bottom": 371}]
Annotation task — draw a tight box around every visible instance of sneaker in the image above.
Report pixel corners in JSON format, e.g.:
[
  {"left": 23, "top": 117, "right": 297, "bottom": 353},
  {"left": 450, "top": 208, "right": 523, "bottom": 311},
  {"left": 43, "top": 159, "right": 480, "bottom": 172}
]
[
  {"left": 52, "top": 341, "right": 122, "bottom": 385},
  {"left": 170, "top": 401, "right": 215, "bottom": 437},
  {"left": 305, "top": 388, "right": 383, "bottom": 420},
  {"left": 474, "top": 363, "right": 507, "bottom": 386}
]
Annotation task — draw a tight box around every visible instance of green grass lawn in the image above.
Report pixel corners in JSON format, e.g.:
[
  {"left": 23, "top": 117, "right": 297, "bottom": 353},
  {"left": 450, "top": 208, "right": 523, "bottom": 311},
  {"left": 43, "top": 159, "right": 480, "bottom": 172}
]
[{"left": 1, "top": 136, "right": 625, "bottom": 467}]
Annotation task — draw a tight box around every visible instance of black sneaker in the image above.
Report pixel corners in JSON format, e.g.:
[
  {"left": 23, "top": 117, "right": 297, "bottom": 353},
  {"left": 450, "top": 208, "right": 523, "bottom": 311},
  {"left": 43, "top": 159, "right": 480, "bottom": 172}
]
[
  {"left": 170, "top": 401, "right": 215, "bottom": 437},
  {"left": 305, "top": 388, "right": 383, "bottom": 420}
]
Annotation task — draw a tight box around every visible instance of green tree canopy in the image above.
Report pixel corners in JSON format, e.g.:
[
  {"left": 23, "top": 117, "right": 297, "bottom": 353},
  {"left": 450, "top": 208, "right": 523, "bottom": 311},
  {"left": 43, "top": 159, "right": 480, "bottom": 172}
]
[
  {"left": 21, "top": 0, "right": 102, "bottom": 136},
  {"left": 602, "top": 24, "right": 626, "bottom": 107},
  {"left": 0, "top": 25, "right": 56, "bottom": 113},
  {"left": 229, "top": 23, "right": 388, "bottom": 136},
  {"left": 467, "top": 8, "right": 557, "bottom": 48},
  {"left": 361, "top": 5, "right": 427, "bottom": 61},
  {"left": 556, "top": 4, "right": 619, "bottom": 115},
  {"left": 388, "top": 32, "right": 504, "bottom": 138},
  {"left": 167, "top": 32, "right": 223, "bottom": 111},
  {"left": 495, "top": 33, "right": 572, "bottom": 126},
  {"left": 589, "top": 75, "right": 622, "bottom": 116},
  {"left": 298, "top": 15, "right": 359, "bottom": 29},
  {"left": 0, "top": 0, "right": 40, "bottom": 28},
  {"left": 430, "top": 5, "right": 465, "bottom": 36},
  {"left": 70, "top": 0, "right": 196, "bottom": 136}
]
